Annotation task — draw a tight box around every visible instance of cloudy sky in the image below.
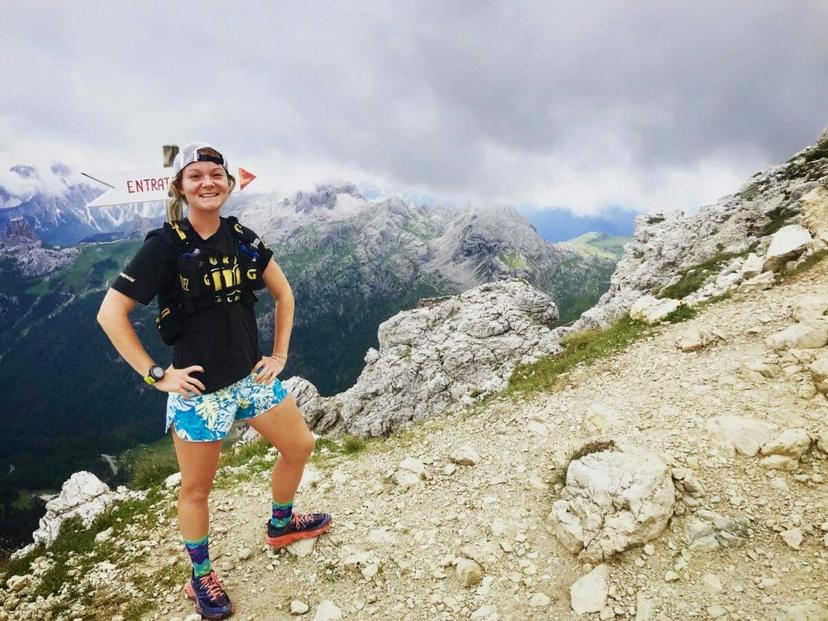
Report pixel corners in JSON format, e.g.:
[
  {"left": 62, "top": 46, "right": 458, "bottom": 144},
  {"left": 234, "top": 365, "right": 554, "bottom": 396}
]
[{"left": 1, "top": 1, "right": 826, "bottom": 214}]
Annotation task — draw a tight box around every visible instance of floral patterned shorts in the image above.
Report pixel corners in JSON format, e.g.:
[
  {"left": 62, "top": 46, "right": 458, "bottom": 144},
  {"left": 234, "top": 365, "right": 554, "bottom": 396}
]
[{"left": 166, "top": 372, "right": 289, "bottom": 442}]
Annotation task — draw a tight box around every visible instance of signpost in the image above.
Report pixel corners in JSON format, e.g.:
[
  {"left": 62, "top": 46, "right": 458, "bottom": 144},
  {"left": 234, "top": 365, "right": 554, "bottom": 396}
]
[{"left": 84, "top": 145, "right": 256, "bottom": 208}]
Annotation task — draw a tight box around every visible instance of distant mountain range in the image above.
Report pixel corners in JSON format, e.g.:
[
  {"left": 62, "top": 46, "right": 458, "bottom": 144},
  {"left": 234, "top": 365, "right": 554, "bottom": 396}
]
[
  {"left": 0, "top": 164, "right": 159, "bottom": 245},
  {"left": 0, "top": 164, "right": 637, "bottom": 246}
]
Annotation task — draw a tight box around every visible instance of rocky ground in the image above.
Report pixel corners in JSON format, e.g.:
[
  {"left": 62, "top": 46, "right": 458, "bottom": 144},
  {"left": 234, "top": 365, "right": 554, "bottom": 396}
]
[{"left": 3, "top": 262, "right": 828, "bottom": 620}]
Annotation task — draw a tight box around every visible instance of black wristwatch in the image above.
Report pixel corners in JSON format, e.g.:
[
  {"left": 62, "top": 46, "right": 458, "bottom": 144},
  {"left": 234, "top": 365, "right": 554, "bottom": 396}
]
[{"left": 143, "top": 365, "right": 165, "bottom": 385}]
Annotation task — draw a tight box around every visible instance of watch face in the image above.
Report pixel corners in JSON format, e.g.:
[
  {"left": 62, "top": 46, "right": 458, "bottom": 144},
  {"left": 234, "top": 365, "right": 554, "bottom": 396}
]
[{"left": 150, "top": 366, "right": 165, "bottom": 380}]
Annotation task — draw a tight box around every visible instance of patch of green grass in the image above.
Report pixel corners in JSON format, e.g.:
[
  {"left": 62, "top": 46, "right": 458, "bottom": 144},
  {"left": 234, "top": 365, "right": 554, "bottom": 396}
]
[
  {"left": 119, "top": 436, "right": 178, "bottom": 490},
  {"left": 507, "top": 315, "right": 650, "bottom": 396},
  {"left": 565, "top": 232, "right": 631, "bottom": 261},
  {"left": 802, "top": 141, "right": 828, "bottom": 164},
  {"left": 31, "top": 518, "right": 93, "bottom": 597},
  {"left": 758, "top": 206, "right": 800, "bottom": 237},
  {"left": 0, "top": 546, "right": 40, "bottom": 586},
  {"left": 341, "top": 436, "right": 366, "bottom": 455},
  {"left": 219, "top": 437, "right": 270, "bottom": 469},
  {"left": 780, "top": 249, "right": 828, "bottom": 278},
  {"left": 497, "top": 249, "right": 529, "bottom": 270},
  {"left": 315, "top": 437, "right": 339, "bottom": 454},
  {"left": 28, "top": 240, "right": 141, "bottom": 295},
  {"left": 664, "top": 305, "right": 697, "bottom": 323},
  {"left": 311, "top": 434, "right": 372, "bottom": 468},
  {"left": 657, "top": 252, "right": 742, "bottom": 300},
  {"left": 94, "top": 488, "right": 165, "bottom": 536}
]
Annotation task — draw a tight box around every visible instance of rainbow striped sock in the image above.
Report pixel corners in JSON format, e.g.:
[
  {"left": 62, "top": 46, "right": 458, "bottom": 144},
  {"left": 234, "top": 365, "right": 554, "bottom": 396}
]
[
  {"left": 183, "top": 534, "right": 212, "bottom": 578},
  {"left": 271, "top": 499, "right": 293, "bottom": 530}
]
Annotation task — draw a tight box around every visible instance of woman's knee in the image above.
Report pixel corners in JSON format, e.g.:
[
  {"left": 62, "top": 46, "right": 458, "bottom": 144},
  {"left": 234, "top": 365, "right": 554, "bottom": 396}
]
[
  {"left": 283, "top": 432, "right": 315, "bottom": 462},
  {"left": 179, "top": 479, "right": 213, "bottom": 504}
]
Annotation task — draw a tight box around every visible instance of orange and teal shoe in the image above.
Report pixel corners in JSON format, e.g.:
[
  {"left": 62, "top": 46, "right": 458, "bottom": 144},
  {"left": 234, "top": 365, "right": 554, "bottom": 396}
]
[
  {"left": 184, "top": 570, "right": 234, "bottom": 620},
  {"left": 266, "top": 511, "right": 332, "bottom": 548}
]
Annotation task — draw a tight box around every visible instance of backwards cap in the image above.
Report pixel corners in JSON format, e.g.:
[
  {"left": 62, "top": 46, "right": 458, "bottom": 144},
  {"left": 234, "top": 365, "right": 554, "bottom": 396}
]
[{"left": 171, "top": 142, "right": 230, "bottom": 178}]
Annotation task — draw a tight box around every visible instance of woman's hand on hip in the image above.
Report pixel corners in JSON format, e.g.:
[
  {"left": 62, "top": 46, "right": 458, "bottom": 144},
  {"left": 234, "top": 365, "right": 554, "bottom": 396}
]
[
  {"left": 153, "top": 365, "right": 206, "bottom": 397},
  {"left": 252, "top": 355, "right": 285, "bottom": 384}
]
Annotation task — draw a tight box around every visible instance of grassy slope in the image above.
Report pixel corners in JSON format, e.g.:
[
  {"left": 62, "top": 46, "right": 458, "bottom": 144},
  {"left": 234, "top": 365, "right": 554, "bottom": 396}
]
[{"left": 563, "top": 232, "right": 630, "bottom": 261}]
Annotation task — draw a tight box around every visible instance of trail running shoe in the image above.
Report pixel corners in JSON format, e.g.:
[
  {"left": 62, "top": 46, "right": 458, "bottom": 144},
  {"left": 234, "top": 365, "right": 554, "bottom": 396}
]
[
  {"left": 266, "top": 511, "right": 332, "bottom": 548},
  {"left": 184, "top": 570, "right": 234, "bottom": 620}
]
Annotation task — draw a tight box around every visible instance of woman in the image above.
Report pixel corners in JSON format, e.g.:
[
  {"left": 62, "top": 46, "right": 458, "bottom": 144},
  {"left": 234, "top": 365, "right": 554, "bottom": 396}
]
[{"left": 97, "top": 143, "right": 331, "bottom": 620}]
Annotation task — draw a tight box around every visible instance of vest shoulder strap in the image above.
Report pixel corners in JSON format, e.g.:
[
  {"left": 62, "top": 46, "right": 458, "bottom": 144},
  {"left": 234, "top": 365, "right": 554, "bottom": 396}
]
[
  {"left": 225, "top": 216, "right": 265, "bottom": 254},
  {"left": 146, "top": 220, "right": 197, "bottom": 252}
]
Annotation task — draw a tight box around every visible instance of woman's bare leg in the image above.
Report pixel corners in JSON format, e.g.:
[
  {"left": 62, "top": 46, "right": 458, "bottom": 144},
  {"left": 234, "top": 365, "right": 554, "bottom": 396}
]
[
  {"left": 248, "top": 395, "right": 315, "bottom": 502},
  {"left": 171, "top": 428, "right": 222, "bottom": 539}
]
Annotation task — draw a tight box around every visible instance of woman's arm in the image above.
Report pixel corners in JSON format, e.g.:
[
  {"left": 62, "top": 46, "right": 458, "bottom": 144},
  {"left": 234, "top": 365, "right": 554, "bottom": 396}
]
[
  {"left": 249, "top": 259, "right": 294, "bottom": 384},
  {"left": 97, "top": 288, "right": 205, "bottom": 396},
  {"left": 261, "top": 258, "right": 295, "bottom": 360}
]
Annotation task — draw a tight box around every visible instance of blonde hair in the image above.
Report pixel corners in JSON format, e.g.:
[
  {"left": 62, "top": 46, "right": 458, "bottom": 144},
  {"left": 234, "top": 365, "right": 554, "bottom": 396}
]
[{"left": 166, "top": 147, "right": 236, "bottom": 222}]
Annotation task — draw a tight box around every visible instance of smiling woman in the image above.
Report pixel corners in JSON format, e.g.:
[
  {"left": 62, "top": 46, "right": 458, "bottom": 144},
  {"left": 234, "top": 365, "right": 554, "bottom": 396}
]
[{"left": 95, "top": 142, "right": 332, "bottom": 619}]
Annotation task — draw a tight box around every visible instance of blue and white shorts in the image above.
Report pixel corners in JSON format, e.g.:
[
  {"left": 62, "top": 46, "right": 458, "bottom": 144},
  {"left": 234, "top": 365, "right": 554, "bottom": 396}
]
[{"left": 166, "top": 372, "right": 289, "bottom": 442}]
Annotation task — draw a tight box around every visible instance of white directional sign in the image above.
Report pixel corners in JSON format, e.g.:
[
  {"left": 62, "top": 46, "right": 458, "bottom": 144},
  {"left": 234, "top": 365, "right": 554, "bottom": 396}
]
[{"left": 84, "top": 166, "right": 256, "bottom": 208}]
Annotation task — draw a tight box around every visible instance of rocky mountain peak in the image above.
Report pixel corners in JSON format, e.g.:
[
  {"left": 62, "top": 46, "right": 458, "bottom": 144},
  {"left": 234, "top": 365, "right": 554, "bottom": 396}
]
[
  {"left": 8, "top": 164, "right": 38, "bottom": 180},
  {"left": 292, "top": 183, "right": 364, "bottom": 214},
  {"left": 0, "top": 217, "right": 38, "bottom": 244}
]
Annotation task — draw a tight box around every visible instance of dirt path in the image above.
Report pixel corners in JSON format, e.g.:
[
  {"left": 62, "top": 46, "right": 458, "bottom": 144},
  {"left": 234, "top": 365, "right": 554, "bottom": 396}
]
[{"left": 137, "top": 262, "right": 828, "bottom": 620}]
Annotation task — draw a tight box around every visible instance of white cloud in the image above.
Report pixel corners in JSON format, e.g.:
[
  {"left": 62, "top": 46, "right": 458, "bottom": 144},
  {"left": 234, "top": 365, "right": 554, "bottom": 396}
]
[{"left": 1, "top": 1, "right": 826, "bottom": 214}]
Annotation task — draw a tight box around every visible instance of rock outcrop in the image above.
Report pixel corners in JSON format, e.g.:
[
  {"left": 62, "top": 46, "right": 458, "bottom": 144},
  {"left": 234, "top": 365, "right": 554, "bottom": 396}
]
[
  {"left": 574, "top": 128, "right": 828, "bottom": 331},
  {"left": 12, "top": 472, "right": 140, "bottom": 559},
  {"left": 298, "top": 279, "right": 561, "bottom": 436},
  {"left": 550, "top": 446, "right": 675, "bottom": 562},
  {"left": 0, "top": 216, "right": 79, "bottom": 278}
]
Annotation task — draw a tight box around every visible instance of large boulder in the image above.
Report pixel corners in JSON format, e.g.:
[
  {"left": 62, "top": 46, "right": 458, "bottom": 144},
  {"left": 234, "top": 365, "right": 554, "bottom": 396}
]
[
  {"left": 685, "top": 509, "right": 749, "bottom": 550},
  {"left": 550, "top": 447, "right": 675, "bottom": 562},
  {"left": 766, "top": 323, "right": 828, "bottom": 351},
  {"left": 800, "top": 185, "right": 828, "bottom": 244},
  {"left": 775, "top": 599, "right": 828, "bottom": 621},
  {"left": 740, "top": 253, "right": 765, "bottom": 279},
  {"left": 320, "top": 279, "right": 561, "bottom": 436},
  {"left": 707, "top": 416, "right": 778, "bottom": 457},
  {"left": 763, "top": 225, "right": 813, "bottom": 272},
  {"left": 13, "top": 471, "right": 132, "bottom": 558},
  {"left": 629, "top": 295, "right": 681, "bottom": 324},
  {"left": 809, "top": 353, "right": 828, "bottom": 395},
  {"left": 760, "top": 428, "right": 812, "bottom": 459},
  {"left": 792, "top": 295, "right": 828, "bottom": 324},
  {"left": 677, "top": 327, "right": 721, "bottom": 352},
  {"left": 570, "top": 564, "right": 609, "bottom": 615}
]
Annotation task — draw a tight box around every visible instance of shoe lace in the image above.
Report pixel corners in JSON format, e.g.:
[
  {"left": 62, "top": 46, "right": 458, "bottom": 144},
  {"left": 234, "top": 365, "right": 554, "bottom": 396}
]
[
  {"left": 291, "top": 512, "right": 313, "bottom": 528},
  {"left": 198, "top": 572, "right": 227, "bottom": 602}
]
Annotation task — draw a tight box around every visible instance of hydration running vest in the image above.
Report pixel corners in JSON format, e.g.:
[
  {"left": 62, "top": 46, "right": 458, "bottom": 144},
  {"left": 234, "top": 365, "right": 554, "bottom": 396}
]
[{"left": 151, "top": 217, "right": 267, "bottom": 345}]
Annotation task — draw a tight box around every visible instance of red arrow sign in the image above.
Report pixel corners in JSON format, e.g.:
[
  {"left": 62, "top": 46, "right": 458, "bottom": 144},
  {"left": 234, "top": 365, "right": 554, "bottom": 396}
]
[{"left": 238, "top": 167, "right": 256, "bottom": 190}]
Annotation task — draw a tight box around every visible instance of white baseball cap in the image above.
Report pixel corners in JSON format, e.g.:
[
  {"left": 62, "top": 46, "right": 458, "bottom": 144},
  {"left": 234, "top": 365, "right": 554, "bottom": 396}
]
[{"left": 171, "top": 142, "right": 230, "bottom": 177}]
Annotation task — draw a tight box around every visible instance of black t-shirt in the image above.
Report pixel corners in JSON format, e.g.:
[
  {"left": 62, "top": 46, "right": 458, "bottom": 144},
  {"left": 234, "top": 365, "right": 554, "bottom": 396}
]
[{"left": 112, "top": 218, "right": 274, "bottom": 393}]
